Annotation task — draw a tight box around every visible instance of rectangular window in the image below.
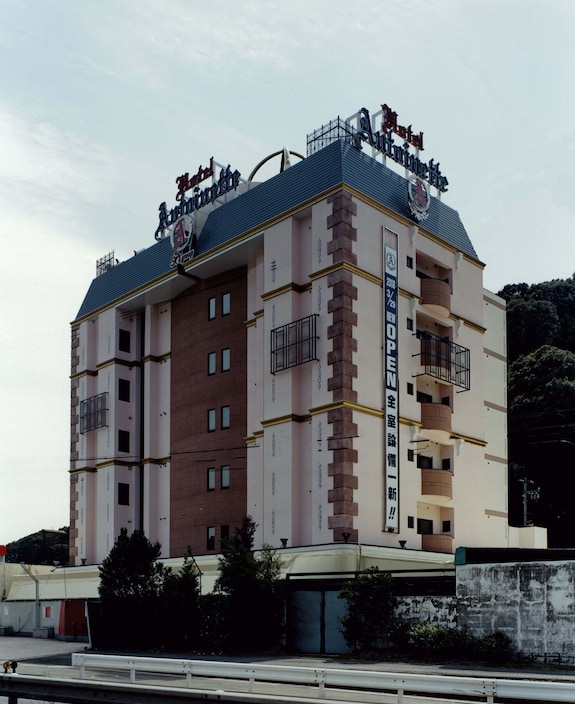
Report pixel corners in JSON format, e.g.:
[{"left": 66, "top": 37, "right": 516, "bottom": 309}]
[
  {"left": 407, "top": 382, "right": 414, "bottom": 395},
  {"left": 406, "top": 255, "right": 413, "bottom": 269},
  {"left": 208, "top": 297, "right": 216, "bottom": 320},
  {"left": 417, "top": 518, "right": 433, "bottom": 535},
  {"left": 417, "top": 391, "right": 433, "bottom": 404},
  {"left": 407, "top": 318, "right": 414, "bottom": 331},
  {"left": 442, "top": 458, "right": 451, "bottom": 471},
  {"left": 221, "top": 347, "right": 230, "bottom": 372},
  {"left": 79, "top": 392, "right": 108, "bottom": 433},
  {"left": 118, "top": 378, "right": 130, "bottom": 402},
  {"left": 208, "top": 352, "right": 216, "bottom": 376},
  {"left": 221, "top": 465, "right": 230, "bottom": 489},
  {"left": 206, "top": 526, "right": 215, "bottom": 551},
  {"left": 221, "top": 524, "right": 230, "bottom": 540},
  {"left": 118, "top": 430, "right": 130, "bottom": 453},
  {"left": 208, "top": 409, "right": 216, "bottom": 432},
  {"left": 118, "top": 482, "right": 130, "bottom": 506},
  {"left": 207, "top": 467, "right": 216, "bottom": 491},
  {"left": 221, "top": 405, "right": 230, "bottom": 429},
  {"left": 222, "top": 292, "right": 231, "bottom": 316},
  {"left": 417, "top": 455, "right": 433, "bottom": 469},
  {"left": 407, "top": 449, "right": 414, "bottom": 462},
  {"left": 442, "top": 520, "right": 452, "bottom": 533},
  {"left": 119, "top": 329, "right": 131, "bottom": 353},
  {"left": 407, "top": 516, "right": 415, "bottom": 529}
]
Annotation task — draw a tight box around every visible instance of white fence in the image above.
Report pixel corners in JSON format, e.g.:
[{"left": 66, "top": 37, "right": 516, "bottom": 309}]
[{"left": 71, "top": 653, "right": 575, "bottom": 703}]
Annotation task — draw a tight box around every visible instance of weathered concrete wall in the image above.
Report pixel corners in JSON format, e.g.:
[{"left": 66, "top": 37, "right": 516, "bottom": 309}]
[
  {"left": 395, "top": 596, "right": 457, "bottom": 628},
  {"left": 457, "top": 561, "right": 575, "bottom": 657}
]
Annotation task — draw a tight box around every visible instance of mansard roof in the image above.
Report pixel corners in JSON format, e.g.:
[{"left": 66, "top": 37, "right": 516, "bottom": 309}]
[{"left": 75, "top": 139, "right": 479, "bottom": 320}]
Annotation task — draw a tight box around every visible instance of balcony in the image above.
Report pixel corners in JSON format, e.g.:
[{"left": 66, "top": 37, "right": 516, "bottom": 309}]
[
  {"left": 416, "top": 330, "right": 470, "bottom": 391},
  {"left": 420, "top": 402, "right": 452, "bottom": 443},
  {"left": 421, "top": 533, "right": 453, "bottom": 553},
  {"left": 420, "top": 277, "right": 451, "bottom": 317},
  {"left": 421, "top": 468, "right": 453, "bottom": 499}
]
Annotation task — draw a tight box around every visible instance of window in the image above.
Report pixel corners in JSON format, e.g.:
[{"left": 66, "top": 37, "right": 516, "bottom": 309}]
[
  {"left": 119, "top": 329, "right": 131, "bottom": 353},
  {"left": 221, "top": 348, "right": 230, "bottom": 372},
  {"left": 271, "top": 314, "right": 319, "bottom": 374},
  {"left": 406, "top": 256, "right": 413, "bottom": 269},
  {"left": 442, "top": 520, "right": 452, "bottom": 533},
  {"left": 80, "top": 392, "right": 108, "bottom": 433},
  {"left": 206, "top": 526, "right": 215, "bottom": 550},
  {"left": 417, "top": 454, "right": 433, "bottom": 469},
  {"left": 208, "top": 297, "right": 216, "bottom": 320},
  {"left": 118, "top": 482, "right": 129, "bottom": 506},
  {"left": 208, "top": 409, "right": 216, "bottom": 432},
  {"left": 118, "top": 378, "right": 130, "bottom": 402},
  {"left": 417, "top": 391, "right": 433, "bottom": 404},
  {"left": 207, "top": 467, "right": 216, "bottom": 491},
  {"left": 118, "top": 430, "right": 130, "bottom": 453},
  {"left": 442, "top": 458, "right": 451, "bottom": 471},
  {"left": 208, "top": 352, "right": 216, "bottom": 376},
  {"left": 407, "top": 383, "right": 414, "bottom": 395},
  {"left": 417, "top": 518, "right": 433, "bottom": 535},
  {"left": 222, "top": 292, "right": 231, "bottom": 316},
  {"left": 407, "top": 516, "right": 415, "bottom": 529},
  {"left": 407, "top": 318, "right": 414, "bottom": 331},
  {"left": 407, "top": 449, "right": 414, "bottom": 462},
  {"left": 221, "top": 405, "right": 230, "bottom": 429},
  {"left": 221, "top": 524, "right": 230, "bottom": 540},
  {"left": 221, "top": 465, "right": 230, "bottom": 489}
]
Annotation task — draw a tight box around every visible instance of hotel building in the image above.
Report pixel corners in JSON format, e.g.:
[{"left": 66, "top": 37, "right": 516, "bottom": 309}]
[{"left": 69, "top": 107, "right": 534, "bottom": 566}]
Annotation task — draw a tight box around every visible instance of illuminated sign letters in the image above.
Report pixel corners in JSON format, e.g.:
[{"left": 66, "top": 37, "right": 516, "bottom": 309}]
[
  {"left": 155, "top": 162, "right": 242, "bottom": 240},
  {"left": 353, "top": 107, "right": 448, "bottom": 192}
]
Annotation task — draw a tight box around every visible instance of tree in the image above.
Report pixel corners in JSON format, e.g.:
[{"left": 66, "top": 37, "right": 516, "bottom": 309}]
[
  {"left": 215, "top": 516, "right": 283, "bottom": 651},
  {"left": 6, "top": 528, "right": 69, "bottom": 566},
  {"left": 338, "top": 567, "right": 394, "bottom": 652},
  {"left": 98, "top": 528, "right": 172, "bottom": 649},
  {"left": 161, "top": 556, "right": 201, "bottom": 649},
  {"left": 508, "top": 345, "right": 575, "bottom": 416}
]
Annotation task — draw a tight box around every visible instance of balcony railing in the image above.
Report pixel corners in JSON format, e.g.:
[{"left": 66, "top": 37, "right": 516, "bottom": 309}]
[
  {"left": 271, "top": 314, "right": 319, "bottom": 374},
  {"left": 421, "top": 533, "right": 453, "bottom": 553},
  {"left": 421, "top": 468, "right": 453, "bottom": 499},
  {"left": 416, "top": 330, "right": 470, "bottom": 391},
  {"left": 80, "top": 392, "right": 108, "bottom": 434},
  {"left": 420, "top": 277, "right": 451, "bottom": 315}
]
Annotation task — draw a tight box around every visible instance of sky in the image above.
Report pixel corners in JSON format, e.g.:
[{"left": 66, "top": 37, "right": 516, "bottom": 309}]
[{"left": 0, "top": 0, "right": 573, "bottom": 545}]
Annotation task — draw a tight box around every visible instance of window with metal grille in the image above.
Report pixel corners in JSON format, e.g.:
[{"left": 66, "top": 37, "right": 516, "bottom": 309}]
[
  {"left": 271, "top": 314, "right": 319, "bottom": 374},
  {"left": 80, "top": 392, "right": 108, "bottom": 434}
]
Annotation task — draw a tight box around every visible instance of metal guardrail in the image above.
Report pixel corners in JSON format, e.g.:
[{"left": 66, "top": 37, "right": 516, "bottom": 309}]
[{"left": 71, "top": 653, "right": 575, "bottom": 703}]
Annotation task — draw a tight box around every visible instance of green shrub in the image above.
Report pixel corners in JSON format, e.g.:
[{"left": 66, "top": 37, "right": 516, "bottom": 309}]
[
  {"left": 403, "top": 623, "right": 512, "bottom": 663},
  {"left": 338, "top": 567, "right": 394, "bottom": 652}
]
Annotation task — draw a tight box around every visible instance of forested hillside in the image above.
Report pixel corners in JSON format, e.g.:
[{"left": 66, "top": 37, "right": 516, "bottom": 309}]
[{"left": 499, "top": 275, "right": 575, "bottom": 546}]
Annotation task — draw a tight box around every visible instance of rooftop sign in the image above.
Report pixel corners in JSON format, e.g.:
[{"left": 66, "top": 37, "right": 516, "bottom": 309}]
[
  {"left": 352, "top": 105, "right": 448, "bottom": 192},
  {"left": 154, "top": 160, "right": 242, "bottom": 241}
]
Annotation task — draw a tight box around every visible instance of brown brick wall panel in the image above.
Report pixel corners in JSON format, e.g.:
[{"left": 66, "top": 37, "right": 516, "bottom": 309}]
[{"left": 170, "top": 267, "right": 248, "bottom": 558}]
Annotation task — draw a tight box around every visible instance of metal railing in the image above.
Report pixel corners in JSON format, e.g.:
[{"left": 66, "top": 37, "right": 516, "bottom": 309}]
[
  {"left": 415, "top": 330, "right": 470, "bottom": 391},
  {"left": 69, "top": 653, "right": 575, "bottom": 703}
]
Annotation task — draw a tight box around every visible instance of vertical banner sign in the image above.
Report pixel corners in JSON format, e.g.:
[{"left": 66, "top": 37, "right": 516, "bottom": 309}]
[{"left": 384, "top": 245, "right": 399, "bottom": 531}]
